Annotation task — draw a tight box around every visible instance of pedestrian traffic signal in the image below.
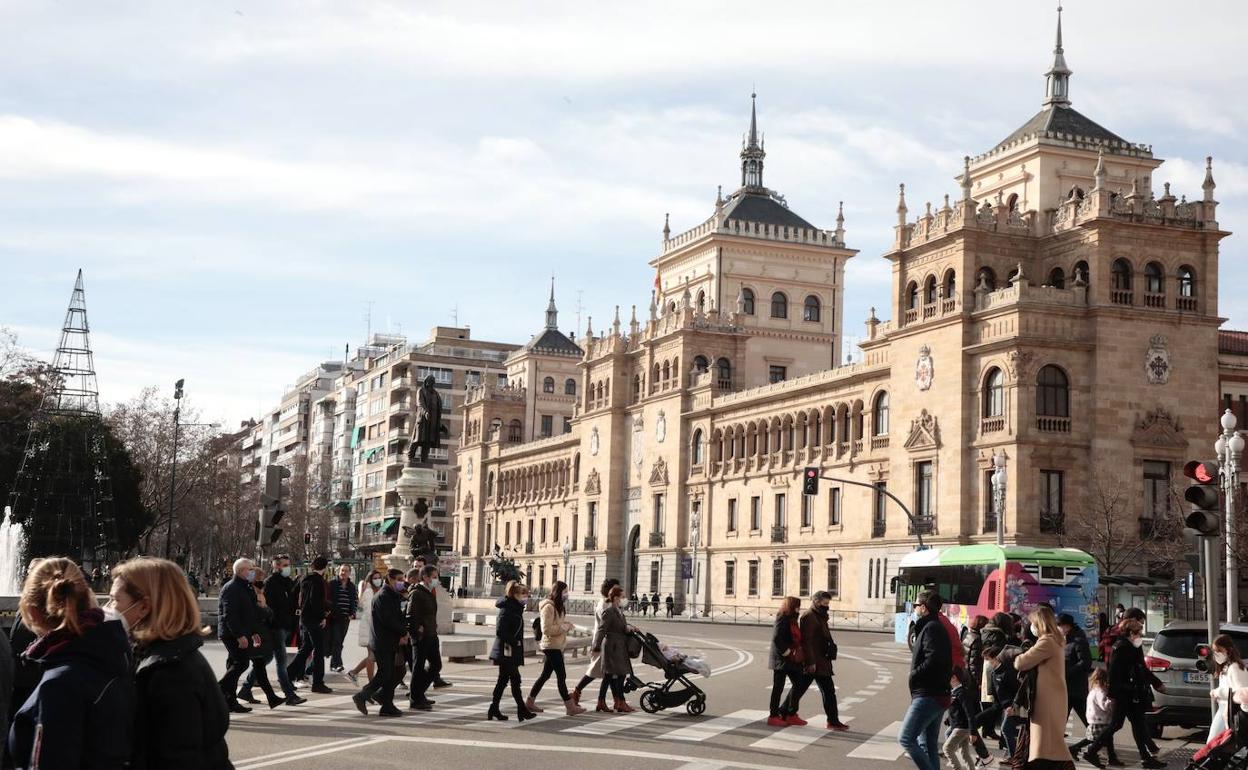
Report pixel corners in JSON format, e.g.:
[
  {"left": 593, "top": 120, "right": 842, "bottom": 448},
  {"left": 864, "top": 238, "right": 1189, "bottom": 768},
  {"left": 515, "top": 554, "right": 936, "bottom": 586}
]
[
  {"left": 1183, "top": 459, "right": 1221, "bottom": 536},
  {"left": 258, "top": 464, "right": 291, "bottom": 547},
  {"left": 802, "top": 467, "right": 819, "bottom": 496}
]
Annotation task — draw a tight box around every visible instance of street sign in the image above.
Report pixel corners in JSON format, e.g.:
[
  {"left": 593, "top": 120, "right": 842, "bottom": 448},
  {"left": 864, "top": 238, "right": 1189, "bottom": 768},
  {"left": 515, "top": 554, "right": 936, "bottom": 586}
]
[{"left": 680, "top": 556, "right": 693, "bottom": 580}]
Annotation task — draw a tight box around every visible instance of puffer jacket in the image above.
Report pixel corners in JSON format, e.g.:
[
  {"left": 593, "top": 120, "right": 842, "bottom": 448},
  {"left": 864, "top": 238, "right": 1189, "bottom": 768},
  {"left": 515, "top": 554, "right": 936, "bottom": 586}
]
[
  {"left": 131, "top": 633, "right": 232, "bottom": 770},
  {"left": 908, "top": 612, "right": 952, "bottom": 698},
  {"left": 768, "top": 614, "right": 799, "bottom": 671},
  {"left": 8, "top": 610, "right": 136, "bottom": 770},
  {"left": 490, "top": 597, "right": 526, "bottom": 666}
]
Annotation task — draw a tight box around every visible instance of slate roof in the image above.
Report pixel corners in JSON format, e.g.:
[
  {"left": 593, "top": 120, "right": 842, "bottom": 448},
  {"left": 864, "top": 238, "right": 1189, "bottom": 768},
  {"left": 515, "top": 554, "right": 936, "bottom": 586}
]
[
  {"left": 721, "top": 190, "right": 817, "bottom": 230},
  {"left": 994, "top": 105, "right": 1127, "bottom": 151},
  {"left": 519, "top": 328, "right": 582, "bottom": 357}
]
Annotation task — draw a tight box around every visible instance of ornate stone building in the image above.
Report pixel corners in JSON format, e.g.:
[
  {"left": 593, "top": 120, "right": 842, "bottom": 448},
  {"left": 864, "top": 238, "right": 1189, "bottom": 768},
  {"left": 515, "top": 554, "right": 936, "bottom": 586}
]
[{"left": 452, "top": 14, "right": 1231, "bottom": 617}]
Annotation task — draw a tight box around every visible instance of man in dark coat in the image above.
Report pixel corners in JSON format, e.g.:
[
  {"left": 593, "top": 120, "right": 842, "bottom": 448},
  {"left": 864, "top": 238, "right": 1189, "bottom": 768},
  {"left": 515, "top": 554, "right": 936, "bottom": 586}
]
[
  {"left": 1058, "top": 613, "right": 1094, "bottom": 751},
  {"left": 898, "top": 589, "right": 953, "bottom": 770},
  {"left": 240, "top": 553, "right": 303, "bottom": 705},
  {"left": 782, "top": 591, "right": 849, "bottom": 730},
  {"left": 1085, "top": 620, "right": 1164, "bottom": 768},
  {"left": 407, "top": 565, "right": 441, "bottom": 710},
  {"left": 286, "top": 555, "right": 333, "bottom": 693},
  {"left": 217, "top": 557, "right": 262, "bottom": 712},
  {"left": 353, "top": 569, "right": 408, "bottom": 717},
  {"left": 665, "top": 594, "right": 675, "bottom": 618}
]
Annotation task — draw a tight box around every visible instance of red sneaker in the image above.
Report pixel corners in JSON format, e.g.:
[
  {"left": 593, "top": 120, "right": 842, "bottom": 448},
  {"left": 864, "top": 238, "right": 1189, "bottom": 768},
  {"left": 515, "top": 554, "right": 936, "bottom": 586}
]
[
  {"left": 827, "top": 721, "right": 850, "bottom": 731},
  {"left": 766, "top": 716, "right": 787, "bottom": 727},
  {"left": 785, "top": 714, "right": 808, "bottom": 726}
]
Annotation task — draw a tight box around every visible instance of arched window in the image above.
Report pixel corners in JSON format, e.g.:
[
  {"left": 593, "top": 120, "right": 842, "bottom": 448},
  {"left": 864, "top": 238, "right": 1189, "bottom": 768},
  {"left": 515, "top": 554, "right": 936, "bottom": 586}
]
[
  {"left": 696, "top": 290, "right": 706, "bottom": 314},
  {"left": 1145, "top": 262, "right": 1164, "bottom": 294},
  {"left": 1006, "top": 193, "right": 1019, "bottom": 211},
  {"left": 943, "top": 269, "right": 956, "bottom": 299},
  {"left": 872, "top": 391, "right": 890, "bottom": 436},
  {"left": 486, "top": 471, "right": 495, "bottom": 499},
  {"left": 691, "top": 429, "right": 704, "bottom": 466},
  {"left": 976, "top": 267, "right": 997, "bottom": 291},
  {"left": 924, "top": 276, "right": 937, "bottom": 305},
  {"left": 662, "top": 360, "right": 671, "bottom": 382},
  {"left": 906, "top": 281, "right": 919, "bottom": 309},
  {"left": 573, "top": 453, "right": 580, "bottom": 483},
  {"left": 490, "top": 417, "right": 502, "bottom": 438},
  {"left": 741, "top": 288, "right": 755, "bottom": 315},
  {"left": 1112, "top": 258, "right": 1133, "bottom": 290},
  {"left": 693, "top": 355, "right": 709, "bottom": 372},
  {"left": 1073, "top": 260, "right": 1090, "bottom": 285},
  {"left": 564, "top": 378, "right": 576, "bottom": 396},
  {"left": 983, "top": 367, "right": 1004, "bottom": 418},
  {"left": 668, "top": 301, "right": 676, "bottom": 314},
  {"left": 770, "top": 291, "right": 788, "bottom": 319},
  {"left": 1179, "top": 266, "right": 1196, "bottom": 297},
  {"left": 803, "top": 295, "right": 821, "bottom": 322},
  {"left": 1048, "top": 267, "right": 1065, "bottom": 289},
  {"left": 508, "top": 419, "right": 523, "bottom": 443},
  {"left": 716, "top": 358, "right": 731, "bottom": 387},
  {"left": 542, "top": 376, "right": 555, "bottom": 393},
  {"left": 1036, "top": 365, "right": 1070, "bottom": 418},
  {"left": 632, "top": 374, "right": 641, "bottom": 402}
]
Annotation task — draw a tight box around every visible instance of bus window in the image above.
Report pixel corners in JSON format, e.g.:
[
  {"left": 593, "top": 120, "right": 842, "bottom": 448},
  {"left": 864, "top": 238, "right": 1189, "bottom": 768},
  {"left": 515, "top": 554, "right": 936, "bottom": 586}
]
[{"left": 986, "top": 579, "right": 998, "bottom": 610}]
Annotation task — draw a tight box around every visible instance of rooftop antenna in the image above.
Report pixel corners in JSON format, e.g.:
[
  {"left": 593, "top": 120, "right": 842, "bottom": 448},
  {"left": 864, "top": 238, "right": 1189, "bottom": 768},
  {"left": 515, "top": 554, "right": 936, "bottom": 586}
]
[
  {"left": 363, "top": 300, "right": 374, "bottom": 342},
  {"left": 575, "top": 290, "right": 585, "bottom": 335},
  {"left": 451, "top": 303, "right": 459, "bottom": 326}
]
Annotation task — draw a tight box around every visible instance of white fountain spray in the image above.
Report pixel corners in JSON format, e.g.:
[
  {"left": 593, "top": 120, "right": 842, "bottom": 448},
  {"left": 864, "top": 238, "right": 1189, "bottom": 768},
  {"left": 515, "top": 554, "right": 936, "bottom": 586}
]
[{"left": 0, "top": 506, "right": 28, "bottom": 595}]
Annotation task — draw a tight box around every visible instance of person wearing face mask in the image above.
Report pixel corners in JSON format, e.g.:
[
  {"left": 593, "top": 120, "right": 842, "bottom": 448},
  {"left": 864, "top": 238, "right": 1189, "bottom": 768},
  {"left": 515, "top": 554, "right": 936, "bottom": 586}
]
[
  {"left": 286, "top": 555, "right": 333, "bottom": 694},
  {"left": 109, "top": 557, "right": 232, "bottom": 769},
  {"left": 1207, "top": 634, "right": 1248, "bottom": 741},
  {"left": 406, "top": 565, "right": 442, "bottom": 710},
  {"left": 347, "top": 570, "right": 384, "bottom": 685},
  {"left": 1013, "top": 605, "right": 1072, "bottom": 769},
  {"left": 239, "top": 554, "right": 303, "bottom": 706},
  {"left": 898, "top": 589, "right": 953, "bottom": 770},
  {"left": 592, "top": 585, "right": 637, "bottom": 715},
  {"left": 216, "top": 557, "right": 263, "bottom": 713},
  {"left": 352, "top": 569, "right": 409, "bottom": 717},
  {"left": 235, "top": 578, "right": 285, "bottom": 710},
  {"left": 488, "top": 581, "right": 537, "bottom": 721},
  {"left": 781, "top": 591, "right": 849, "bottom": 730},
  {"left": 1084, "top": 620, "right": 1165, "bottom": 768}
]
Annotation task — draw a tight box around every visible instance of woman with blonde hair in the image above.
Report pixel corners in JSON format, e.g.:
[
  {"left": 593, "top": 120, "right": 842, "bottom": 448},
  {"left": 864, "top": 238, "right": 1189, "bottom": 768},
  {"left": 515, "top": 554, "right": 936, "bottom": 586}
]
[
  {"left": 8, "top": 557, "right": 135, "bottom": 769},
  {"left": 1013, "top": 604, "right": 1073, "bottom": 770},
  {"left": 110, "top": 556, "right": 232, "bottom": 769}
]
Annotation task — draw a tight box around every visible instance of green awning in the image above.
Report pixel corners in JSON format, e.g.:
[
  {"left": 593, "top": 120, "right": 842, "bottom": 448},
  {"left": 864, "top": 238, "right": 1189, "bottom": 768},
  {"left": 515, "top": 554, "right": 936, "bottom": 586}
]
[{"left": 381, "top": 517, "right": 400, "bottom": 536}]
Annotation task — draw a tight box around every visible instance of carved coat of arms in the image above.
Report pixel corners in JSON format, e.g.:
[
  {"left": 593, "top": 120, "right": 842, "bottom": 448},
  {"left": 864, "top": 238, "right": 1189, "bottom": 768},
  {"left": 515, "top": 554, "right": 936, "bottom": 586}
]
[
  {"left": 1145, "top": 335, "right": 1170, "bottom": 385},
  {"left": 915, "top": 345, "right": 934, "bottom": 391}
]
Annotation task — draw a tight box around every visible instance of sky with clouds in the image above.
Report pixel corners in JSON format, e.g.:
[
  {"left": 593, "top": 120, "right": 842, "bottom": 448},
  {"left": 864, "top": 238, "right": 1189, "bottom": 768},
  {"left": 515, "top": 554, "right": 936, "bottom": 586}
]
[{"left": 3, "top": 1, "right": 1245, "bottom": 427}]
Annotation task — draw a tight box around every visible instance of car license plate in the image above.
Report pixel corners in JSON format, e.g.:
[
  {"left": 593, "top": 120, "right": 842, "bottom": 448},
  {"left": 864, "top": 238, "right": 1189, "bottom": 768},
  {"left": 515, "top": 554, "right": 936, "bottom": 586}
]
[{"left": 1185, "top": 671, "right": 1211, "bottom": 684}]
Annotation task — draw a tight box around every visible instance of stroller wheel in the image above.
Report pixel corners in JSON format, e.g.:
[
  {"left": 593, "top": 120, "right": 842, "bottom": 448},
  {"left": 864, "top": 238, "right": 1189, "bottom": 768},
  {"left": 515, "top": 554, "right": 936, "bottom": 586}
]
[
  {"left": 687, "top": 695, "right": 706, "bottom": 716},
  {"left": 640, "top": 691, "right": 661, "bottom": 714}
]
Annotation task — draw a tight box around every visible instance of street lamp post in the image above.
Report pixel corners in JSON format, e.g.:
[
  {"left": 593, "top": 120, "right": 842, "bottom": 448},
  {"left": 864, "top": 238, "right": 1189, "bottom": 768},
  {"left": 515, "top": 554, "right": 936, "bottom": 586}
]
[
  {"left": 688, "top": 506, "right": 700, "bottom": 620},
  {"left": 165, "top": 379, "right": 184, "bottom": 559},
  {"left": 562, "top": 537, "right": 571, "bottom": 587},
  {"left": 1218, "top": 409, "right": 1244, "bottom": 620},
  {"left": 992, "top": 450, "right": 1008, "bottom": 547}
]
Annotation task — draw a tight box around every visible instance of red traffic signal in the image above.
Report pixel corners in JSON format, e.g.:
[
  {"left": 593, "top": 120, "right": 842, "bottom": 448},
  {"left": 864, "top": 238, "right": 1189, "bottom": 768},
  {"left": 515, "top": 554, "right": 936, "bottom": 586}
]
[
  {"left": 1184, "top": 460, "right": 1220, "bottom": 484},
  {"left": 1184, "top": 459, "right": 1221, "bottom": 536},
  {"left": 802, "top": 467, "right": 819, "bottom": 496}
]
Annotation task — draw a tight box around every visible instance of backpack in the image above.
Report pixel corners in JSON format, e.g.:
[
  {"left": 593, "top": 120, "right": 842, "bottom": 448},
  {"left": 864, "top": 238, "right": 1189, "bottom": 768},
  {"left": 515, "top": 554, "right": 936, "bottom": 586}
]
[{"left": 532, "top": 615, "right": 542, "bottom": 642}]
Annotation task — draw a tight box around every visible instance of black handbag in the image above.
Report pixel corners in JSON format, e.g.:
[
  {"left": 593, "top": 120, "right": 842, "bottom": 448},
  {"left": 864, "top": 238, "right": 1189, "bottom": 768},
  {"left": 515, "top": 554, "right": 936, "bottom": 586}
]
[{"left": 826, "top": 637, "right": 838, "bottom": 661}]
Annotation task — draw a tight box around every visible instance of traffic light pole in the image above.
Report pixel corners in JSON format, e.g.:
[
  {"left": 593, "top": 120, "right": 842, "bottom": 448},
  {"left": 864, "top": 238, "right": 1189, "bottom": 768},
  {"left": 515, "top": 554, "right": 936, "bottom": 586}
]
[
  {"left": 1217, "top": 409, "right": 1243, "bottom": 621},
  {"left": 1203, "top": 534, "right": 1220, "bottom": 657},
  {"left": 816, "top": 474, "right": 925, "bottom": 549}
]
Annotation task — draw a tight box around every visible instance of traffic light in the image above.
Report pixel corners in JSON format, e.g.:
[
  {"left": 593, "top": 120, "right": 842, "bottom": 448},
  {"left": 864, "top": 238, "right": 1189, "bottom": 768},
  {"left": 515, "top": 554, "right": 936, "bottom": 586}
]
[
  {"left": 258, "top": 464, "right": 291, "bottom": 547},
  {"left": 1183, "top": 459, "right": 1221, "bottom": 536},
  {"left": 802, "top": 467, "right": 819, "bottom": 496}
]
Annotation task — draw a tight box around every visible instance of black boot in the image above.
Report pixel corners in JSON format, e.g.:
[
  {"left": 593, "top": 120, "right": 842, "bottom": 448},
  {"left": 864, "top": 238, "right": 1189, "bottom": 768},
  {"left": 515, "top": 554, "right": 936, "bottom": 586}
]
[{"left": 487, "top": 703, "right": 507, "bottom": 721}]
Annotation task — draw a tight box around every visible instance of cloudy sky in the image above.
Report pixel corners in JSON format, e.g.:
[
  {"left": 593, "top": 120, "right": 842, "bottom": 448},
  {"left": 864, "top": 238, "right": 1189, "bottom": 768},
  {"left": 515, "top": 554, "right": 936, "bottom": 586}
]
[{"left": 3, "top": 1, "right": 1245, "bottom": 426}]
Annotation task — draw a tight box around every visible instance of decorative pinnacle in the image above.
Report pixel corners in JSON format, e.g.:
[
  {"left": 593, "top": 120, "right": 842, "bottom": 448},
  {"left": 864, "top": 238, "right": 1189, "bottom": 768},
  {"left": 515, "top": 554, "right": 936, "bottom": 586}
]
[
  {"left": 662, "top": 212, "right": 670, "bottom": 240},
  {"left": 896, "top": 184, "right": 908, "bottom": 226},
  {"left": 961, "top": 156, "right": 973, "bottom": 201},
  {"left": 1204, "top": 156, "right": 1216, "bottom": 199},
  {"left": 1042, "top": 3, "right": 1072, "bottom": 107}
]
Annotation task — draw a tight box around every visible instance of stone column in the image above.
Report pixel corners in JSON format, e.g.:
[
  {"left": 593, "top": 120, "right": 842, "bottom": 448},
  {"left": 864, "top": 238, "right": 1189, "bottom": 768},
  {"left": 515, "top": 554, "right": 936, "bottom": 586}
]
[{"left": 385, "top": 465, "right": 438, "bottom": 573}]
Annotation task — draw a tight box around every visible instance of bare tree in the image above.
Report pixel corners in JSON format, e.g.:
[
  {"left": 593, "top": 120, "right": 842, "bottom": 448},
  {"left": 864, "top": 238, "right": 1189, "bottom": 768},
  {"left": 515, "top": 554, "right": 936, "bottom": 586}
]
[{"left": 1063, "top": 469, "right": 1190, "bottom": 576}]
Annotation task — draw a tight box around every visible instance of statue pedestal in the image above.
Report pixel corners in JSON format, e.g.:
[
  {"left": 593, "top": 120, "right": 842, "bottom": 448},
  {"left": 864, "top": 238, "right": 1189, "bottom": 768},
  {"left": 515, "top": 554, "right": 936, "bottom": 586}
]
[
  {"left": 434, "top": 584, "right": 454, "bottom": 635},
  {"left": 383, "top": 464, "right": 439, "bottom": 573}
]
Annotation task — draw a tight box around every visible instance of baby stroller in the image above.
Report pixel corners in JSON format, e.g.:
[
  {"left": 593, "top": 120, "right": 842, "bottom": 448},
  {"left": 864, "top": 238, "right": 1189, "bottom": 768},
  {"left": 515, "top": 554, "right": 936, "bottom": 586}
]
[
  {"left": 623, "top": 630, "right": 707, "bottom": 715},
  {"left": 1187, "top": 699, "right": 1248, "bottom": 770}
]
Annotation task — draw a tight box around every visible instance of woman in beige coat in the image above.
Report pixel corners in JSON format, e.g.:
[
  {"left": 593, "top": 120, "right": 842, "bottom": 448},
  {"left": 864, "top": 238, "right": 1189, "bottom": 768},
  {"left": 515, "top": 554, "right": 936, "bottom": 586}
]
[
  {"left": 525, "top": 581, "right": 585, "bottom": 716},
  {"left": 1013, "top": 605, "right": 1074, "bottom": 770}
]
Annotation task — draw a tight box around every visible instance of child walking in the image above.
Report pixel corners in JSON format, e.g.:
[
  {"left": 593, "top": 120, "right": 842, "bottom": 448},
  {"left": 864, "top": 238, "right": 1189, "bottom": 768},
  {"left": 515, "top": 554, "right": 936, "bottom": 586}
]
[
  {"left": 944, "top": 668, "right": 981, "bottom": 770},
  {"left": 1082, "top": 668, "right": 1114, "bottom": 768}
]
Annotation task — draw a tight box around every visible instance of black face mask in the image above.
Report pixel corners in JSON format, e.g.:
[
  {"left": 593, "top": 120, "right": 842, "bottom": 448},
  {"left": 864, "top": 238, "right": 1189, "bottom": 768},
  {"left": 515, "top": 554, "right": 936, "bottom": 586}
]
[{"left": 813, "top": 605, "right": 829, "bottom": 615}]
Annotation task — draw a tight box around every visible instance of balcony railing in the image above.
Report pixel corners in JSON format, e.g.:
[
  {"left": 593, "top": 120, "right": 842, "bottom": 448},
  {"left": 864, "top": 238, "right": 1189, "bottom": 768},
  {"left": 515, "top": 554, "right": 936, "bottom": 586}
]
[
  {"left": 1177, "top": 296, "right": 1197, "bottom": 312},
  {"left": 1144, "top": 292, "right": 1165, "bottom": 309},
  {"left": 1039, "top": 511, "right": 1065, "bottom": 535},
  {"left": 392, "top": 378, "right": 410, "bottom": 390},
  {"left": 524, "top": 542, "right": 535, "bottom": 554},
  {"left": 1036, "top": 416, "right": 1071, "bottom": 433},
  {"left": 982, "top": 512, "right": 998, "bottom": 535},
  {"left": 460, "top": 546, "right": 470, "bottom": 556},
  {"left": 648, "top": 532, "right": 664, "bottom": 547},
  {"left": 1111, "top": 289, "right": 1133, "bottom": 305},
  {"left": 870, "top": 436, "right": 890, "bottom": 451},
  {"left": 981, "top": 416, "right": 1005, "bottom": 434},
  {"left": 583, "top": 536, "right": 598, "bottom": 550},
  {"left": 770, "top": 526, "right": 787, "bottom": 544},
  {"left": 908, "top": 516, "right": 936, "bottom": 536}
]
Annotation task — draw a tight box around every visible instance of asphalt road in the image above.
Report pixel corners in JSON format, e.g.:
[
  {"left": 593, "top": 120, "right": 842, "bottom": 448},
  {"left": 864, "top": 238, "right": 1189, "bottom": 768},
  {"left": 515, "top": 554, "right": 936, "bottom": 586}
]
[{"left": 213, "top": 617, "right": 1201, "bottom": 770}]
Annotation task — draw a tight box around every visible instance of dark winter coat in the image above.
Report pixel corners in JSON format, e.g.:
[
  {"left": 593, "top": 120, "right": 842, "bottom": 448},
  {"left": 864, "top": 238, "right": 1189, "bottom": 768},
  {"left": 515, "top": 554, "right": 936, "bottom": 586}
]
[
  {"left": 490, "top": 597, "right": 526, "bottom": 667},
  {"left": 592, "top": 603, "right": 633, "bottom": 677},
  {"left": 987, "top": 646, "right": 1023, "bottom": 706},
  {"left": 330, "top": 577, "right": 358, "bottom": 620},
  {"left": 131, "top": 633, "right": 231, "bottom": 770},
  {"left": 297, "top": 571, "right": 331, "bottom": 629},
  {"left": 217, "top": 576, "right": 260, "bottom": 641},
  {"left": 799, "top": 608, "right": 836, "bottom": 676},
  {"left": 908, "top": 612, "right": 952, "bottom": 699},
  {"left": 263, "top": 571, "right": 297, "bottom": 630},
  {"left": 963, "top": 628, "right": 984, "bottom": 688},
  {"left": 0, "top": 628, "right": 14, "bottom": 748},
  {"left": 8, "top": 611, "right": 136, "bottom": 770},
  {"left": 1108, "top": 638, "right": 1161, "bottom": 706},
  {"left": 369, "top": 585, "right": 407, "bottom": 654},
  {"left": 1064, "top": 625, "right": 1093, "bottom": 692},
  {"left": 947, "top": 682, "right": 981, "bottom": 730},
  {"left": 769, "top": 614, "right": 799, "bottom": 671},
  {"left": 407, "top": 583, "right": 438, "bottom": 640}
]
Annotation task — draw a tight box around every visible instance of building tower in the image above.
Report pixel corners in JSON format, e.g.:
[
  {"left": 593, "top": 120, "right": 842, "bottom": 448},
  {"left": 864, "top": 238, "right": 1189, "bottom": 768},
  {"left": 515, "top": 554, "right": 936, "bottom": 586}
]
[{"left": 7, "top": 270, "right": 120, "bottom": 566}]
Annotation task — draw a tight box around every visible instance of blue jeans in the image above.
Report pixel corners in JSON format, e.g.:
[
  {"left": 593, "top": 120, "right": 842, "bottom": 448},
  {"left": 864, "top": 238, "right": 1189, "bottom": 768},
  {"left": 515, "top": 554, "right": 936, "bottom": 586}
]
[
  {"left": 899, "top": 696, "right": 947, "bottom": 770},
  {"left": 1002, "top": 714, "right": 1025, "bottom": 760},
  {"left": 243, "top": 626, "right": 295, "bottom": 697}
]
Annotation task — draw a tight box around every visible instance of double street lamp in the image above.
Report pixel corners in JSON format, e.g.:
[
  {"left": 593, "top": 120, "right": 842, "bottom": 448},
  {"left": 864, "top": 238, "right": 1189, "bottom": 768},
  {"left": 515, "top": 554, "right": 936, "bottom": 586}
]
[
  {"left": 1216, "top": 409, "right": 1245, "bottom": 619},
  {"left": 992, "top": 450, "right": 1008, "bottom": 547},
  {"left": 164, "top": 379, "right": 218, "bottom": 560}
]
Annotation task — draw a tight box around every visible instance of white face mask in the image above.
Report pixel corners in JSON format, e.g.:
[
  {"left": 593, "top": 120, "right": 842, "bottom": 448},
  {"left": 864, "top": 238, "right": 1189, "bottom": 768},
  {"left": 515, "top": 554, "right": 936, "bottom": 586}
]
[
  {"left": 104, "top": 602, "right": 137, "bottom": 636},
  {"left": 1130, "top": 636, "right": 1144, "bottom": 648},
  {"left": 371, "top": 578, "right": 383, "bottom": 588},
  {"left": 1215, "top": 651, "right": 1229, "bottom": 665},
  {"left": 280, "top": 566, "right": 292, "bottom": 577},
  {"left": 1028, "top": 623, "right": 1038, "bottom": 638}
]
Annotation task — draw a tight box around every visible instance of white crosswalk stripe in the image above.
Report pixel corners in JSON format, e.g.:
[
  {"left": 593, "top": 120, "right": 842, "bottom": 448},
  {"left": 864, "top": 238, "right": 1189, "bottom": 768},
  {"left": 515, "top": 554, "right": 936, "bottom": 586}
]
[
  {"left": 659, "top": 709, "right": 769, "bottom": 742},
  {"left": 749, "top": 716, "right": 856, "bottom": 752},
  {"left": 562, "top": 710, "right": 676, "bottom": 735},
  {"left": 846, "top": 720, "right": 905, "bottom": 760}
]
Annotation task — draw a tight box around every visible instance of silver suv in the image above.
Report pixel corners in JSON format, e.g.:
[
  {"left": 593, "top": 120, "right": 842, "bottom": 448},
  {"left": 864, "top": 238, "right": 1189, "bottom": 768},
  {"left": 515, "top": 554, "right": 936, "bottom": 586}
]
[{"left": 1145, "top": 621, "right": 1248, "bottom": 733}]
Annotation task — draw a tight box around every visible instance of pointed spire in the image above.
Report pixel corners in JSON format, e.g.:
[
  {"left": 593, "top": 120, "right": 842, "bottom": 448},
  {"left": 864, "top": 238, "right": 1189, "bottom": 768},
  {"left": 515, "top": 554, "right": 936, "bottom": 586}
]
[
  {"left": 1043, "top": 4, "right": 1072, "bottom": 107},
  {"left": 649, "top": 290, "right": 657, "bottom": 321},
  {"left": 834, "top": 201, "right": 845, "bottom": 243},
  {"left": 715, "top": 184, "right": 724, "bottom": 211},
  {"left": 662, "top": 212, "right": 670, "bottom": 241},
  {"left": 585, "top": 315, "right": 593, "bottom": 337},
  {"left": 896, "top": 183, "right": 908, "bottom": 225},
  {"left": 1203, "top": 156, "right": 1216, "bottom": 201},
  {"left": 612, "top": 305, "right": 621, "bottom": 336},
  {"left": 629, "top": 304, "right": 639, "bottom": 336},
  {"left": 1092, "top": 147, "right": 1106, "bottom": 190},
  {"left": 740, "top": 92, "right": 766, "bottom": 189},
  {"left": 544, "top": 275, "right": 558, "bottom": 330},
  {"left": 961, "top": 156, "right": 973, "bottom": 202}
]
